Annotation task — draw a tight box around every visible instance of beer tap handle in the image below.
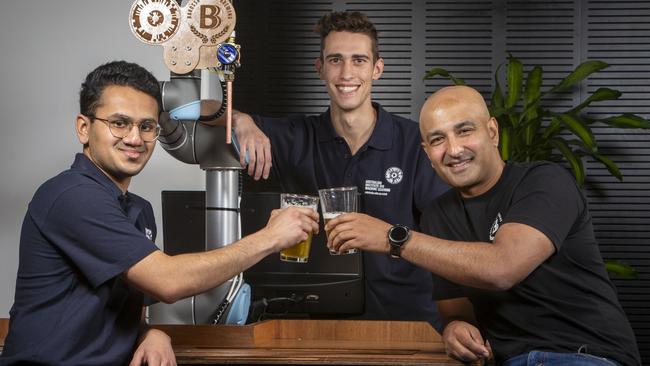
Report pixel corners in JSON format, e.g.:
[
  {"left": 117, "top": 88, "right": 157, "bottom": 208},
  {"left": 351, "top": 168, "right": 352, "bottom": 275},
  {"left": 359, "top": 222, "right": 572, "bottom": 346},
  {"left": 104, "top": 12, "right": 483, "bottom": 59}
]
[
  {"left": 216, "top": 34, "right": 240, "bottom": 144},
  {"left": 226, "top": 79, "right": 233, "bottom": 144}
]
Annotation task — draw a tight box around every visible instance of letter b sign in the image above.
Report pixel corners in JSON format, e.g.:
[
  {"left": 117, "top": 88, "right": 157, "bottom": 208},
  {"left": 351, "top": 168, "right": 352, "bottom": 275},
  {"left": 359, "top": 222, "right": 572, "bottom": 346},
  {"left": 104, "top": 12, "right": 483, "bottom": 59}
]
[{"left": 200, "top": 5, "right": 221, "bottom": 29}]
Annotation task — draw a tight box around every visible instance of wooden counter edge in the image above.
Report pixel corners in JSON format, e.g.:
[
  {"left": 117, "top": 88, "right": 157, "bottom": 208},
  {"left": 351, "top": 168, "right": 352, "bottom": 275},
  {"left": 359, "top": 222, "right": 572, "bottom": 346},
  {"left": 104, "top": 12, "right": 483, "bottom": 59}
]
[{"left": 151, "top": 319, "right": 444, "bottom": 349}]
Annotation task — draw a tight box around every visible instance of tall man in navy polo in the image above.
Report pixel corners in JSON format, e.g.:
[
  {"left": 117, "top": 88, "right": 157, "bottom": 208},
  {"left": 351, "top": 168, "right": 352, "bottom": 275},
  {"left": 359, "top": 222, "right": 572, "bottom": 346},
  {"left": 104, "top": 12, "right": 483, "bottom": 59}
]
[
  {"left": 233, "top": 11, "right": 448, "bottom": 326},
  {"left": 1, "top": 61, "right": 319, "bottom": 366}
]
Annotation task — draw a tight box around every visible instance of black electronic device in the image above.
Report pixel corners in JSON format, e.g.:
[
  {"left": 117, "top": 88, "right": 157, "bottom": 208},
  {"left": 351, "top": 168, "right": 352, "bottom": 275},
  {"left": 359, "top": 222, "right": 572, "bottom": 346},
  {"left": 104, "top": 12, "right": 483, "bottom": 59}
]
[
  {"left": 161, "top": 191, "right": 364, "bottom": 321},
  {"left": 161, "top": 190, "right": 206, "bottom": 255}
]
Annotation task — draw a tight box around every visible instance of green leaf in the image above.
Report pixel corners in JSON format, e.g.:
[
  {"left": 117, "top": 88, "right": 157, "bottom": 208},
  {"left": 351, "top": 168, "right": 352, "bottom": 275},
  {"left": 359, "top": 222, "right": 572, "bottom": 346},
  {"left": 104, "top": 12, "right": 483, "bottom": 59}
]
[
  {"left": 524, "top": 66, "right": 543, "bottom": 104},
  {"left": 550, "top": 60, "right": 609, "bottom": 93},
  {"left": 542, "top": 116, "right": 564, "bottom": 139},
  {"left": 602, "top": 114, "right": 650, "bottom": 129},
  {"left": 522, "top": 66, "right": 542, "bottom": 121},
  {"left": 605, "top": 260, "right": 638, "bottom": 279},
  {"left": 569, "top": 88, "right": 621, "bottom": 114},
  {"left": 591, "top": 153, "right": 623, "bottom": 181},
  {"left": 523, "top": 119, "right": 540, "bottom": 146},
  {"left": 423, "top": 67, "right": 466, "bottom": 85},
  {"left": 491, "top": 64, "right": 505, "bottom": 116},
  {"left": 549, "top": 138, "right": 585, "bottom": 185},
  {"left": 506, "top": 56, "right": 523, "bottom": 109},
  {"left": 500, "top": 126, "right": 511, "bottom": 161},
  {"left": 557, "top": 114, "right": 597, "bottom": 152},
  {"left": 508, "top": 112, "right": 521, "bottom": 130}
]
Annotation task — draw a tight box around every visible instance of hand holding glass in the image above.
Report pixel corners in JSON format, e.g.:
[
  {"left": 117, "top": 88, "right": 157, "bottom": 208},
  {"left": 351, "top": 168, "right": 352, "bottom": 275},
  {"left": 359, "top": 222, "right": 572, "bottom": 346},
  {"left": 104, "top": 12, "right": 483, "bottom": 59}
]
[
  {"left": 279, "top": 194, "right": 319, "bottom": 262},
  {"left": 318, "top": 186, "right": 358, "bottom": 255}
]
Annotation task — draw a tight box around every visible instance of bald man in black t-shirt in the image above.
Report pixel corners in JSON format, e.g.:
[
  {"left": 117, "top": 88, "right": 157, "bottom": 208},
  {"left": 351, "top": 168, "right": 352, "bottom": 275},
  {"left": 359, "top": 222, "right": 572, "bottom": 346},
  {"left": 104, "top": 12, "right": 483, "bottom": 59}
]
[{"left": 325, "top": 85, "right": 640, "bottom": 366}]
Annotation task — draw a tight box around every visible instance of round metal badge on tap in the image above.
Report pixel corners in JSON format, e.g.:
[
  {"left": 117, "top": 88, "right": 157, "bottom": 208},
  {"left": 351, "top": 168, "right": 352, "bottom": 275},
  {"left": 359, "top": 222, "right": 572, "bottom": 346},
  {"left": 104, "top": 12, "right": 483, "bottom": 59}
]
[
  {"left": 217, "top": 43, "right": 239, "bottom": 66},
  {"left": 129, "top": 0, "right": 181, "bottom": 45}
]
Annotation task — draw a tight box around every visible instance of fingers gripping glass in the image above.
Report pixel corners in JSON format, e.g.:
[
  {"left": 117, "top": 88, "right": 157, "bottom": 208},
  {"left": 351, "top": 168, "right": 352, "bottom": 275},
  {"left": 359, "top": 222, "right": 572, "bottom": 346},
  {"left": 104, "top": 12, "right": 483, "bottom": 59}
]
[{"left": 89, "top": 116, "right": 161, "bottom": 142}]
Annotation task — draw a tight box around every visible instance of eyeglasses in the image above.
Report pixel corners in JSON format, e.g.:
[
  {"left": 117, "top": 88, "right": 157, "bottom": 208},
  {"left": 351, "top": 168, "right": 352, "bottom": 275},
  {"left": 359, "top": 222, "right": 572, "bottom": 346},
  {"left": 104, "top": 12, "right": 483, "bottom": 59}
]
[{"left": 89, "top": 115, "right": 161, "bottom": 142}]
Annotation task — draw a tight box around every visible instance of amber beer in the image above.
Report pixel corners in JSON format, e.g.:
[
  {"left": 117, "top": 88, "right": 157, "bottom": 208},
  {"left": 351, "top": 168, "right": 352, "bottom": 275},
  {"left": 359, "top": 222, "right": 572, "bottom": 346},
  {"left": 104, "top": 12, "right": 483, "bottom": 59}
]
[
  {"left": 279, "top": 193, "right": 319, "bottom": 262},
  {"left": 280, "top": 232, "right": 313, "bottom": 262}
]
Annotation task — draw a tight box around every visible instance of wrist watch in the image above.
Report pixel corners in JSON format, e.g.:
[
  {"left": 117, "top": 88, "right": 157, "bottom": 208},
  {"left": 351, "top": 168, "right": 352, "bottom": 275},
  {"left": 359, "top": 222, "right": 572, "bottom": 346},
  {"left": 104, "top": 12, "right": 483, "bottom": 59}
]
[{"left": 388, "top": 225, "right": 410, "bottom": 258}]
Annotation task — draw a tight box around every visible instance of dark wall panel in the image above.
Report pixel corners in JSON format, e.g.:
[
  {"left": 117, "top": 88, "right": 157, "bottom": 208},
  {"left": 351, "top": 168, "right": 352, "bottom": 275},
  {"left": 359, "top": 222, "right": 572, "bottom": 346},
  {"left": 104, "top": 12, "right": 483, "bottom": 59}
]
[{"left": 584, "top": 1, "right": 650, "bottom": 358}]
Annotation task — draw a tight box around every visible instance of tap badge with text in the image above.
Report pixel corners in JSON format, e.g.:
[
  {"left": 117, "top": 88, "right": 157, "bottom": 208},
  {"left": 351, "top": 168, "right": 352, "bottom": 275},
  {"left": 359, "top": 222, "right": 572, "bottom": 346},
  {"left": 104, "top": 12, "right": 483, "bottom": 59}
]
[{"left": 129, "top": 0, "right": 236, "bottom": 74}]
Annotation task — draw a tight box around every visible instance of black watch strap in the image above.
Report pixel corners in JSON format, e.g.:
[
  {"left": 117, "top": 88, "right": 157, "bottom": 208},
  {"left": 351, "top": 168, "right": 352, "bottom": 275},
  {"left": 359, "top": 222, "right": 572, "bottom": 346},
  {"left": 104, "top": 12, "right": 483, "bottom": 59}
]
[{"left": 388, "top": 225, "right": 410, "bottom": 258}]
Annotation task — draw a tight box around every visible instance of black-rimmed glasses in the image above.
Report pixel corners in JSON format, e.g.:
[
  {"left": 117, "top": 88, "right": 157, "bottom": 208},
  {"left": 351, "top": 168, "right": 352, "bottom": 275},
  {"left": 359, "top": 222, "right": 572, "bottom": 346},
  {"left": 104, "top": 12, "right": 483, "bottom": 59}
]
[{"left": 88, "top": 115, "right": 161, "bottom": 142}]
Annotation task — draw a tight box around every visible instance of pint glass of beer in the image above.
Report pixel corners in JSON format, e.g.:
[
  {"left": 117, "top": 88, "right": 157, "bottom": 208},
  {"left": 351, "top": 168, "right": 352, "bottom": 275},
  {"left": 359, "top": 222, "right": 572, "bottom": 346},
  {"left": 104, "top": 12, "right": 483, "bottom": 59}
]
[
  {"left": 318, "top": 186, "right": 358, "bottom": 255},
  {"left": 279, "top": 193, "right": 319, "bottom": 262}
]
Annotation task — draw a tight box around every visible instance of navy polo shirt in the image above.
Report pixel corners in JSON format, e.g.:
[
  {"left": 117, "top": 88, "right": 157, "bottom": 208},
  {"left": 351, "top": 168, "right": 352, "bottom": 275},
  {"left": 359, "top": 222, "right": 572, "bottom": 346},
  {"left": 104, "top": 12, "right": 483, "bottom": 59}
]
[
  {"left": 254, "top": 103, "right": 449, "bottom": 326},
  {"left": 1, "top": 153, "right": 159, "bottom": 366}
]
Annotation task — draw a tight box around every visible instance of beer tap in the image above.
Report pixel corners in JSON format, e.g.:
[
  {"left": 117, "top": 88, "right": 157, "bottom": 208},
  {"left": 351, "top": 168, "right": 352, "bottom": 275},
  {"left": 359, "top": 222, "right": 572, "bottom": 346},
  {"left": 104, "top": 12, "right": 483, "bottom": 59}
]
[{"left": 214, "top": 33, "right": 241, "bottom": 144}]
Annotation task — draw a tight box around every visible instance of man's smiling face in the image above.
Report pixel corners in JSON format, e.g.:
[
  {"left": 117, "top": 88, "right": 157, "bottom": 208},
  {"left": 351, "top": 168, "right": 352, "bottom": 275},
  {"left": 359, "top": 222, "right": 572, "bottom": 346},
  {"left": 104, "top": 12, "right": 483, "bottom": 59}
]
[
  {"left": 316, "top": 31, "right": 384, "bottom": 114},
  {"left": 420, "top": 86, "right": 503, "bottom": 198}
]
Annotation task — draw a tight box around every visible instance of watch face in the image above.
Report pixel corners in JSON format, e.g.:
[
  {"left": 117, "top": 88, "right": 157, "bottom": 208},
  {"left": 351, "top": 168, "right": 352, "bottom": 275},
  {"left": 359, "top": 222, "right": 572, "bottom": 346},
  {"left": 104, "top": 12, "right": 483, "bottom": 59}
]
[{"left": 390, "top": 226, "right": 409, "bottom": 242}]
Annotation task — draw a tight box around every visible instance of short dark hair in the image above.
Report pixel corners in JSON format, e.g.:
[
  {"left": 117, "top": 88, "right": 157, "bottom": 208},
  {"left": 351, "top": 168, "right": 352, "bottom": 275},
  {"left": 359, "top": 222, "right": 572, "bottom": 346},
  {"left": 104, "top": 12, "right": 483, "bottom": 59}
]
[
  {"left": 315, "top": 11, "right": 379, "bottom": 62},
  {"left": 79, "top": 61, "right": 161, "bottom": 116}
]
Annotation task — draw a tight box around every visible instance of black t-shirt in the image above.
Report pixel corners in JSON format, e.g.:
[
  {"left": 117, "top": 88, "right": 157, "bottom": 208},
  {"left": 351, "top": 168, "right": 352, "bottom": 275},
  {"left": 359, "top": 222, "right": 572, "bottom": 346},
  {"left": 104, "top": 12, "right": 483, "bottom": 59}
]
[
  {"left": 254, "top": 103, "right": 450, "bottom": 326},
  {"left": 421, "top": 161, "right": 640, "bottom": 366}
]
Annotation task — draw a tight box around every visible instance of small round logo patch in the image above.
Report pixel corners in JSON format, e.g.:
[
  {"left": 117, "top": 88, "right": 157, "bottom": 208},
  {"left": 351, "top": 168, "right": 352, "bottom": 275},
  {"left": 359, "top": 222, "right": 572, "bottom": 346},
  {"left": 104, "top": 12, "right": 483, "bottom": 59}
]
[
  {"left": 130, "top": 0, "right": 181, "bottom": 45},
  {"left": 385, "top": 167, "right": 403, "bottom": 185}
]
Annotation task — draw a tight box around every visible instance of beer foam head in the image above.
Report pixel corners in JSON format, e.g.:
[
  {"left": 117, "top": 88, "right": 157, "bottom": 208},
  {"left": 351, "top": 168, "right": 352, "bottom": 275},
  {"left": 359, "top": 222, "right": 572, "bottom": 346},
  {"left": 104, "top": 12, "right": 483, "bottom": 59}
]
[{"left": 323, "top": 211, "right": 345, "bottom": 219}]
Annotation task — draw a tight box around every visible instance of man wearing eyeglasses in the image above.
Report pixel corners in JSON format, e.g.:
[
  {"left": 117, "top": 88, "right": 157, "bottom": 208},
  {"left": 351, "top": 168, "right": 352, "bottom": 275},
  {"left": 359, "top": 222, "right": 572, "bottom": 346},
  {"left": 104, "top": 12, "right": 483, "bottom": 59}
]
[{"left": 0, "top": 61, "right": 319, "bottom": 366}]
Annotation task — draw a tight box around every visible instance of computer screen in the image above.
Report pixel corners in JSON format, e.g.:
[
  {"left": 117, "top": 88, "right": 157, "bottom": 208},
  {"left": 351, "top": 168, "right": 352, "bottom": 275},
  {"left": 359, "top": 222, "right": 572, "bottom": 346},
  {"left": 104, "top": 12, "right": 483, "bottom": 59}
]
[{"left": 161, "top": 190, "right": 364, "bottom": 321}]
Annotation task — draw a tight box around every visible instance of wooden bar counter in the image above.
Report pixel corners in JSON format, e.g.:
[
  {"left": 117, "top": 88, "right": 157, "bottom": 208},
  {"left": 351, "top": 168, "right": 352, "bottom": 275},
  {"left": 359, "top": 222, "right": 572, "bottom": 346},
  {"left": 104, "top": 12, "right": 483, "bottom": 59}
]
[{"left": 1, "top": 318, "right": 468, "bottom": 365}]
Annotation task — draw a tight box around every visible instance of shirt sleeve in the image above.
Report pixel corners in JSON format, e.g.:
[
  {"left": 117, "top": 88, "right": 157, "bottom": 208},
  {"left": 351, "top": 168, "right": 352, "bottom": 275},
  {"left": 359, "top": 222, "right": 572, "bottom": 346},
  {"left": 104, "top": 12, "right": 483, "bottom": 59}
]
[
  {"left": 251, "top": 114, "right": 293, "bottom": 173},
  {"left": 503, "top": 163, "right": 586, "bottom": 251},
  {"left": 43, "top": 184, "right": 158, "bottom": 288},
  {"left": 252, "top": 114, "right": 295, "bottom": 147},
  {"left": 251, "top": 114, "right": 315, "bottom": 192}
]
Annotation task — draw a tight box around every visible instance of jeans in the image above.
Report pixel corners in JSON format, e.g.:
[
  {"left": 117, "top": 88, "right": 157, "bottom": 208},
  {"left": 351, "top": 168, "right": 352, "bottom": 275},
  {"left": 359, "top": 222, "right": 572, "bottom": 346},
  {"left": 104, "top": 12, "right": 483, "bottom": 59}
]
[{"left": 503, "top": 350, "right": 622, "bottom": 366}]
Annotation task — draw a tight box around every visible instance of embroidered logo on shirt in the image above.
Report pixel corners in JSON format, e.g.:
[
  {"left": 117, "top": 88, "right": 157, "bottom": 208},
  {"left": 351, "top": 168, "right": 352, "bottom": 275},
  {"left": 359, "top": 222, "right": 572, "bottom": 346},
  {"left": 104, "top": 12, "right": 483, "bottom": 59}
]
[
  {"left": 385, "top": 167, "right": 403, "bottom": 185},
  {"left": 489, "top": 213, "right": 503, "bottom": 242},
  {"left": 145, "top": 228, "right": 153, "bottom": 241},
  {"left": 365, "top": 180, "right": 390, "bottom": 196}
]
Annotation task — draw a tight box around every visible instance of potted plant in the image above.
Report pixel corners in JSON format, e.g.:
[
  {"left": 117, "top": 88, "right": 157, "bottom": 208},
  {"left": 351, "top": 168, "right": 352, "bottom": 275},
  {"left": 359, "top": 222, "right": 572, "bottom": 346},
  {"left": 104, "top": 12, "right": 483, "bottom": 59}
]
[
  {"left": 424, "top": 55, "right": 650, "bottom": 185},
  {"left": 424, "top": 55, "right": 649, "bottom": 277}
]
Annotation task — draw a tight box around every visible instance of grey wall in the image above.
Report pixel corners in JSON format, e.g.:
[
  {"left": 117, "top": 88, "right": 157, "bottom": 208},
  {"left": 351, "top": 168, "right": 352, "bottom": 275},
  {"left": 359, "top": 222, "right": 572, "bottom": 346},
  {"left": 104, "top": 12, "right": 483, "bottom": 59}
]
[{"left": 0, "top": 1, "right": 205, "bottom": 317}]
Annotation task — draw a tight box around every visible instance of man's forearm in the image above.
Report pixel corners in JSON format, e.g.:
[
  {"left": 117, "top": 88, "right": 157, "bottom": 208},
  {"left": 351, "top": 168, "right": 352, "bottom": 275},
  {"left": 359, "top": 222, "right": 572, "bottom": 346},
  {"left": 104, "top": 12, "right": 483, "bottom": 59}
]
[
  {"left": 401, "top": 222, "right": 553, "bottom": 291},
  {"left": 402, "top": 232, "right": 509, "bottom": 290},
  {"left": 126, "top": 230, "right": 277, "bottom": 303}
]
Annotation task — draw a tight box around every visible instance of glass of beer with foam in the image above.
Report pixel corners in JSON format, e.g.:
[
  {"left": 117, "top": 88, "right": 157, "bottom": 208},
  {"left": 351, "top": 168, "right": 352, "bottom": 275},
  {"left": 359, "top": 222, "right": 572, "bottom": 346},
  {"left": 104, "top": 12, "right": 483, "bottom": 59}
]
[
  {"left": 318, "top": 186, "right": 358, "bottom": 255},
  {"left": 279, "top": 193, "right": 319, "bottom": 262}
]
